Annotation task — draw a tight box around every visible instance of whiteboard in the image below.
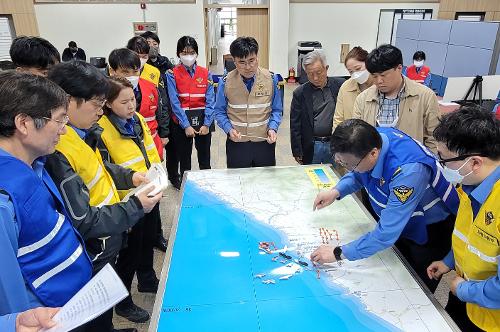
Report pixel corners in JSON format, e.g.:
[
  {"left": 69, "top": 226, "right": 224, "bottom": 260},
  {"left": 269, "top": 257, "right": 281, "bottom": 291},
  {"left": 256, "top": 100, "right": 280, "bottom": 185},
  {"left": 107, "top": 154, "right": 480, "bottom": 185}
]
[{"left": 442, "top": 75, "right": 500, "bottom": 102}]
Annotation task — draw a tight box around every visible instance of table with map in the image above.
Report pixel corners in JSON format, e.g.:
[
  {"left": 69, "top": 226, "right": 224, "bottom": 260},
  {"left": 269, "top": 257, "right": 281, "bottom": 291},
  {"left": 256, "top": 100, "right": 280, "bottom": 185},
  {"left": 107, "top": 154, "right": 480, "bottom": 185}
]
[{"left": 150, "top": 165, "right": 459, "bottom": 332}]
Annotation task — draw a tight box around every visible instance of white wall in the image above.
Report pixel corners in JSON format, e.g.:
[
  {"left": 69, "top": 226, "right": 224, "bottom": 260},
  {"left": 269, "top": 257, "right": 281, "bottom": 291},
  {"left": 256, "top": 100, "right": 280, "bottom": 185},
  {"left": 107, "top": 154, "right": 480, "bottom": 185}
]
[
  {"left": 269, "top": 0, "right": 289, "bottom": 75},
  {"left": 34, "top": 1, "right": 206, "bottom": 66},
  {"left": 289, "top": 2, "right": 439, "bottom": 76}
]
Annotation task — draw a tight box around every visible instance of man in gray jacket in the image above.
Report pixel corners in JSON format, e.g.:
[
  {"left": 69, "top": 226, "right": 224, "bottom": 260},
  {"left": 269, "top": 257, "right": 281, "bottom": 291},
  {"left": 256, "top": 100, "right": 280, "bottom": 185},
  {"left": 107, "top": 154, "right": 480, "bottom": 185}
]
[{"left": 45, "top": 61, "right": 162, "bottom": 332}]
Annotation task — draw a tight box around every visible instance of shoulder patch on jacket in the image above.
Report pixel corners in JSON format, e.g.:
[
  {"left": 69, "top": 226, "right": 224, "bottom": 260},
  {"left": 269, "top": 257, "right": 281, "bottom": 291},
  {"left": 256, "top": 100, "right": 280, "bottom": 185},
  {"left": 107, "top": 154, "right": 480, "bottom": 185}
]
[{"left": 393, "top": 185, "right": 414, "bottom": 203}]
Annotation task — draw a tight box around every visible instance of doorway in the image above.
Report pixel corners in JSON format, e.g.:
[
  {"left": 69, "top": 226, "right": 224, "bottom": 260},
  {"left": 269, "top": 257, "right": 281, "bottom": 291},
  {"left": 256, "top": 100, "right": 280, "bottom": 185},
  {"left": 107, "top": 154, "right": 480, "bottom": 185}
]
[{"left": 204, "top": 4, "right": 269, "bottom": 75}]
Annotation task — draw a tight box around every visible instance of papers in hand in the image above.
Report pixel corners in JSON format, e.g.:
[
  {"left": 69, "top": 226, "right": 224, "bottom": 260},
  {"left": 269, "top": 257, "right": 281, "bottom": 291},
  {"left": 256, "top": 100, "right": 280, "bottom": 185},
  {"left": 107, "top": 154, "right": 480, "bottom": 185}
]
[
  {"left": 122, "top": 163, "right": 169, "bottom": 202},
  {"left": 42, "top": 264, "right": 128, "bottom": 332}
]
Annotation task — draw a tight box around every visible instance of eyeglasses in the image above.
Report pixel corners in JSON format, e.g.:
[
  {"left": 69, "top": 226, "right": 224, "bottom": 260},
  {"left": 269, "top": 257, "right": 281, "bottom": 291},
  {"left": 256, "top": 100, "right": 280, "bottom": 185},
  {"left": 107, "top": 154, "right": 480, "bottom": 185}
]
[
  {"left": 41, "top": 115, "right": 70, "bottom": 129},
  {"left": 86, "top": 98, "right": 107, "bottom": 110},
  {"left": 336, "top": 153, "right": 366, "bottom": 172},
  {"left": 437, "top": 152, "right": 484, "bottom": 167}
]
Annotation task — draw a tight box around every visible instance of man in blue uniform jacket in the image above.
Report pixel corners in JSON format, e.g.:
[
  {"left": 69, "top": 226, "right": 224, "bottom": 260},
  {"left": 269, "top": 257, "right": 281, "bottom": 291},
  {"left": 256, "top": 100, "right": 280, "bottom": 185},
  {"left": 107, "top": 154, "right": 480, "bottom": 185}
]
[
  {"left": 311, "top": 119, "right": 459, "bottom": 291},
  {"left": 0, "top": 72, "right": 92, "bottom": 317}
]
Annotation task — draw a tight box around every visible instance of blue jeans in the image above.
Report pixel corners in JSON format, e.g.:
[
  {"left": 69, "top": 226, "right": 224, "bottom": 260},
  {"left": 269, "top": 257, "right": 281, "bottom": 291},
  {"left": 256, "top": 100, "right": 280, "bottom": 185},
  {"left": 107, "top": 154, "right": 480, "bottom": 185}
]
[{"left": 311, "top": 141, "right": 334, "bottom": 165}]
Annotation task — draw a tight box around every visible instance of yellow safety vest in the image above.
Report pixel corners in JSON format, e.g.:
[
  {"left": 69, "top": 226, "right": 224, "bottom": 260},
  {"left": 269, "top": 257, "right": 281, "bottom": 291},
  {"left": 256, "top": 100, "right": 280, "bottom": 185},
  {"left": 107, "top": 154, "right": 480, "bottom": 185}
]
[
  {"left": 141, "top": 63, "right": 160, "bottom": 87},
  {"left": 56, "top": 126, "right": 120, "bottom": 207},
  {"left": 98, "top": 113, "right": 161, "bottom": 199},
  {"left": 452, "top": 181, "right": 500, "bottom": 331}
]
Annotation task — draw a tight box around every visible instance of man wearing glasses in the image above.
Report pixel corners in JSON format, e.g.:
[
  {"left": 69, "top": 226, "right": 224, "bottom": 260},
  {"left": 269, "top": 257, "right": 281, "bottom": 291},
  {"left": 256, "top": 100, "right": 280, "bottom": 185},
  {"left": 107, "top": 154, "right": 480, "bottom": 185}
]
[
  {"left": 311, "top": 119, "right": 459, "bottom": 292},
  {"left": 44, "top": 61, "right": 163, "bottom": 332},
  {"left": 426, "top": 105, "right": 500, "bottom": 332},
  {"left": 214, "top": 36, "right": 283, "bottom": 168},
  {"left": 0, "top": 71, "right": 92, "bottom": 324}
]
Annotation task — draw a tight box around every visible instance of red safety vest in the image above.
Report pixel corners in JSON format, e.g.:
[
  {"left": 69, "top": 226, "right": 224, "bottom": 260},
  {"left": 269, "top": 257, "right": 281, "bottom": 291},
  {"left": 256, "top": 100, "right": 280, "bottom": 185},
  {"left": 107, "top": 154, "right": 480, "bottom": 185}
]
[
  {"left": 138, "top": 64, "right": 163, "bottom": 160},
  {"left": 406, "top": 65, "right": 430, "bottom": 84},
  {"left": 172, "top": 64, "right": 208, "bottom": 130}
]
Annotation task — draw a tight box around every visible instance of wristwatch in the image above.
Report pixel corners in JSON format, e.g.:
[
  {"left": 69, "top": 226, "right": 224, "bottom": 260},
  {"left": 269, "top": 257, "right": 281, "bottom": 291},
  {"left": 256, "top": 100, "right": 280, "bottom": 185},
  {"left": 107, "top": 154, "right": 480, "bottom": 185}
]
[{"left": 333, "top": 246, "right": 343, "bottom": 261}]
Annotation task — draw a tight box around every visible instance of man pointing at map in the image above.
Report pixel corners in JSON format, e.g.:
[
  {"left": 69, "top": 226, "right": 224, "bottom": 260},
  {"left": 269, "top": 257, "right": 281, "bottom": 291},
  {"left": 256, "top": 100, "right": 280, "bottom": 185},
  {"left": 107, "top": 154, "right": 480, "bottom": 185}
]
[{"left": 311, "top": 119, "right": 458, "bottom": 291}]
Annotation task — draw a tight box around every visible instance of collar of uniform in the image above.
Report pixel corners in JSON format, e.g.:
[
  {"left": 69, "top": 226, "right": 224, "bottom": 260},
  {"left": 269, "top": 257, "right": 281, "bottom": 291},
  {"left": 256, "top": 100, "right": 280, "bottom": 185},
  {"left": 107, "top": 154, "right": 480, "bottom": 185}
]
[
  {"left": 183, "top": 63, "right": 197, "bottom": 75},
  {"left": 370, "top": 133, "right": 390, "bottom": 179},
  {"left": 462, "top": 165, "right": 500, "bottom": 204},
  {"left": 365, "top": 75, "right": 417, "bottom": 102},
  {"left": 109, "top": 113, "right": 136, "bottom": 136},
  {"left": 0, "top": 147, "right": 45, "bottom": 178},
  {"left": 344, "top": 77, "right": 361, "bottom": 92},
  {"left": 69, "top": 124, "right": 88, "bottom": 140}
]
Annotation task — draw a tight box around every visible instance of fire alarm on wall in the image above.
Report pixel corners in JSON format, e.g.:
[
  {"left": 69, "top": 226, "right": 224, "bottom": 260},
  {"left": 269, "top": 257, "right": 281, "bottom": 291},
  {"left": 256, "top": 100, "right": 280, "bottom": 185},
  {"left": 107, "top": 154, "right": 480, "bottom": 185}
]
[{"left": 140, "top": 2, "right": 146, "bottom": 10}]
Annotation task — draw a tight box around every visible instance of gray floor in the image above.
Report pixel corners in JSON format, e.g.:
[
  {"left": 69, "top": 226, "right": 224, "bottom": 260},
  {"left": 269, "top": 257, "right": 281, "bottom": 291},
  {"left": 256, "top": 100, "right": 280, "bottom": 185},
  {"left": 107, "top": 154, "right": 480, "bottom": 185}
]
[{"left": 113, "top": 83, "right": 454, "bottom": 331}]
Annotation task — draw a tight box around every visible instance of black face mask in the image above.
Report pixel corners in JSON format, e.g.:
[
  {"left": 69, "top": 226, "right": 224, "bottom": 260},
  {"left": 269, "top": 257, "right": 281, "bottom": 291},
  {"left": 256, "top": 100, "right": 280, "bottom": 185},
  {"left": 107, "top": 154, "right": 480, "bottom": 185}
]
[{"left": 149, "top": 46, "right": 159, "bottom": 59}]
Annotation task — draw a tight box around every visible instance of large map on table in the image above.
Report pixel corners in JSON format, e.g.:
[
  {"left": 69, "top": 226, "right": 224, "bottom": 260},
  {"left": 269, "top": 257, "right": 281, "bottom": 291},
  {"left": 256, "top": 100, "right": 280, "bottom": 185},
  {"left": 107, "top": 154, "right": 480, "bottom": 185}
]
[{"left": 152, "top": 165, "right": 456, "bottom": 332}]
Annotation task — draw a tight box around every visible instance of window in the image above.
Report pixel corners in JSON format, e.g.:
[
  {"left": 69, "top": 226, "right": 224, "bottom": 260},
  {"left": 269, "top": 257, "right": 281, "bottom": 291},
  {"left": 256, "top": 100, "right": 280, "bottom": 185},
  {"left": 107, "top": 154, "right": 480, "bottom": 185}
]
[
  {"left": 455, "top": 12, "right": 485, "bottom": 22},
  {"left": 0, "top": 16, "right": 14, "bottom": 61}
]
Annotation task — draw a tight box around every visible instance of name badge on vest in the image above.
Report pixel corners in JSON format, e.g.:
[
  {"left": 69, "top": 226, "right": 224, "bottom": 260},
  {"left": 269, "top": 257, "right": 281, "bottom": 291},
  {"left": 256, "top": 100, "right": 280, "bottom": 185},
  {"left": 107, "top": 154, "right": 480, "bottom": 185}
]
[{"left": 255, "top": 82, "right": 270, "bottom": 97}]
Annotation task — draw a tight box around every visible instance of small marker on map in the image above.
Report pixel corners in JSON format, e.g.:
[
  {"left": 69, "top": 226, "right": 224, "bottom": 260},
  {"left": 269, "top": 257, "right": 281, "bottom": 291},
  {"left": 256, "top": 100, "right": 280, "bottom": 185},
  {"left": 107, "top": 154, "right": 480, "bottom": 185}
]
[
  {"left": 316, "top": 269, "right": 321, "bottom": 279},
  {"left": 279, "top": 274, "right": 293, "bottom": 280},
  {"left": 254, "top": 273, "right": 266, "bottom": 279},
  {"left": 262, "top": 279, "right": 276, "bottom": 285}
]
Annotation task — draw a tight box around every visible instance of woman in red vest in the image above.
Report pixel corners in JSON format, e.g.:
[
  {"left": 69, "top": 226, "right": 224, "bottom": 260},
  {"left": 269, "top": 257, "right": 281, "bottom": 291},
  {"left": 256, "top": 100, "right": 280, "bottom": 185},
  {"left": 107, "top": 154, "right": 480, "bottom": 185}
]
[
  {"left": 403, "top": 50, "right": 431, "bottom": 87},
  {"left": 166, "top": 36, "right": 215, "bottom": 179}
]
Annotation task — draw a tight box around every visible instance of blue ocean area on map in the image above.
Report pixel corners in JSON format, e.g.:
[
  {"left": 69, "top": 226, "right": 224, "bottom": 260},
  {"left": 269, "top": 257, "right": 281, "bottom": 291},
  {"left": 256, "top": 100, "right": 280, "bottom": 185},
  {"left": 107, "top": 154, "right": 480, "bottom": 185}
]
[{"left": 158, "top": 180, "right": 400, "bottom": 331}]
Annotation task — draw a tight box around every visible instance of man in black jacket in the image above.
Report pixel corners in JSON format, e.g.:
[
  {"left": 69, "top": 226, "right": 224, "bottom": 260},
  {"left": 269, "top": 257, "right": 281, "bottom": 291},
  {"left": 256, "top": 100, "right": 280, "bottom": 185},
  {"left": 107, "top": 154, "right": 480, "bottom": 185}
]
[
  {"left": 62, "top": 41, "right": 86, "bottom": 62},
  {"left": 290, "top": 49, "right": 344, "bottom": 165}
]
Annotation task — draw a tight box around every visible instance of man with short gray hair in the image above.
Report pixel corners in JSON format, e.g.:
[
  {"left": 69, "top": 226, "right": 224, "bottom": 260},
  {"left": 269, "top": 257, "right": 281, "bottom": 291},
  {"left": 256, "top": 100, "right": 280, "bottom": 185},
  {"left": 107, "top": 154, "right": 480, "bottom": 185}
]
[{"left": 290, "top": 49, "right": 344, "bottom": 165}]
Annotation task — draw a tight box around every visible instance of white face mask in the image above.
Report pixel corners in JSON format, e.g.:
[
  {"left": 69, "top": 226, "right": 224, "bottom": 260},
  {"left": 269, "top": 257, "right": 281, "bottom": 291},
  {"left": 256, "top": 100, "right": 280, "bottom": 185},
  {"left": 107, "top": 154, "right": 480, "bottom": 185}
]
[
  {"left": 442, "top": 158, "right": 473, "bottom": 184},
  {"left": 126, "top": 76, "right": 139, "bottom": 89},
  {"left": 140, "top": 58, "right": 147, "bottom": 69},
  {"left": 414, "top": 60, "right": 424, "bottom": 68},
  {"left": 180, "top": 54, "right": 197, "bottom": 67},
  {"left": 351, "top": 70, "right": 369, "bottom": 84}
]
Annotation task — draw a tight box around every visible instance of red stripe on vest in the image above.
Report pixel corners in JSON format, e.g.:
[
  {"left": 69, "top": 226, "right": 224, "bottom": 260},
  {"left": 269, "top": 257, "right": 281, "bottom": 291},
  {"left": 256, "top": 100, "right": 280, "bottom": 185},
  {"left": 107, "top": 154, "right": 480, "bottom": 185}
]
[{"left": 171, "top": 65, "right": 208, "bottom": 124}]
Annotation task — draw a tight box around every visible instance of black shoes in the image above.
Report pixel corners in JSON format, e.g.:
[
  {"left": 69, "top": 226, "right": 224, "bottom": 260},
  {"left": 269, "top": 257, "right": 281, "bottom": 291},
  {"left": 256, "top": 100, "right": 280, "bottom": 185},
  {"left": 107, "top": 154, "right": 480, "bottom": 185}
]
[
  {"left": 169, "top": 176, "right": 181, "bottom": 190},
  {"left": 154, "top": 234, "right": 168, "bottom": 252},
  {"left": 115, "top": 298, "right": 150, "bottom": 323}
]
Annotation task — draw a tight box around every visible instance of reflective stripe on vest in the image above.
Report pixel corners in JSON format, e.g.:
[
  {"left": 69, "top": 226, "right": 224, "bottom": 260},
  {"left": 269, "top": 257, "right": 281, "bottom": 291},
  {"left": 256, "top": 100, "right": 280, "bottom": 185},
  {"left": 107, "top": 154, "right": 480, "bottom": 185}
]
[
  {"left": 0, "top": 155, "right": 92, "bottom": 306},
  {"left": 225, "top": 68, "right": 273, "bottom": 142},
  {"left": 230, "top": 119, "right": 269, "bottom": 128},
  {"left": 98, "top": 113, "right": 161, "bottom": 199},
  {"left": 32, "top": 244, "right": 83, "bottom": 289},
  {"left": 452, "top": 183, "right": 500, "bottom": 331},
  {"left": 361, "top": 128, "right": 458, "bottom": 244},
  {"left": 55, "top": 126, "right": 120, "bottom": 208},
  {"left": 143, "top": 116, "right": 156, "bottom": 122},
  {"left": 228, "top": 102, "right": 272, "bottom": 109},
  {"left": 18, "top": 212, "right": 65, "bottom": 257}
]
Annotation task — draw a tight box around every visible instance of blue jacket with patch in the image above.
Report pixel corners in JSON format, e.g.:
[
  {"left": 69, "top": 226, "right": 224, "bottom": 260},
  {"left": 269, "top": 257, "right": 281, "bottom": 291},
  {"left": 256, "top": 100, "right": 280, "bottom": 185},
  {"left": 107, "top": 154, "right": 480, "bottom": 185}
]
[{"left": 336, "top": 127, "right": 459, "bottom": 260}]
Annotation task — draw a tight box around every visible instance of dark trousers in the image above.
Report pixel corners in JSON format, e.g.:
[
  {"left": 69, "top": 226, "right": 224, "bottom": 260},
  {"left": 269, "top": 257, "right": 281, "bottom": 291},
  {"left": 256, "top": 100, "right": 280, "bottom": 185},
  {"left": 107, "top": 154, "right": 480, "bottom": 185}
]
[
  {"left": 137, "top": 203, "right": 160, "bottom": 282},
  {"left": 165, "top": 123, "right": 180, "bottom": 182},
  {"left": 395, "top": 214, "right": 455, "bottom": 292},
  {"left": 171, "top": 123, "right": 211, "bottom": 177},
  {"left": 226, "top": 139, "right": 276, "bottom": 168},
  {"left": 115, "top": 204, "right": 159, "bottom": 301},
  {"left": 445, "top": 292, "right": 485, "bottom": 332}
]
